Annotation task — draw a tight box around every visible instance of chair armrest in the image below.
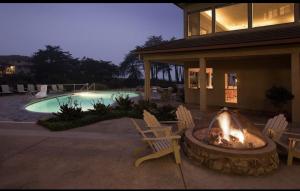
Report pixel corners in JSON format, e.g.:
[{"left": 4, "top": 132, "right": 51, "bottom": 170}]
[
  {"left": 142, "top": 127, "right": 171, "bottom": 134},
  {"left": 284, "top": 131, "right": 300, "bottom": 136},
  {"left": 253, "top": 123, "right": 265, "bottom": 126},
  {"left": 288, "top": 137, "right": 300, "bottom": 142},
  {"left": 159, "top": 120, "right": 181, "bottom": 124},
  {"left": 143, "top": 135, "right": 181, "bottom": 141}
]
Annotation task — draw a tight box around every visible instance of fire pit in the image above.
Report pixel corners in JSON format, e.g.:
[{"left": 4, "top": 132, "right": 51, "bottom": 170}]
[{"left": 183, "top": 108, "right": 279, "bottom": 176}]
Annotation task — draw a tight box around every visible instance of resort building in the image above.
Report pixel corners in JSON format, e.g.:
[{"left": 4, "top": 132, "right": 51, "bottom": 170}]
[
  {"left": 137, "top": 3, "right": 300, "bottom": 125},
  {"left": 0, "top": 55, "right": 33, "bottom": 77}
]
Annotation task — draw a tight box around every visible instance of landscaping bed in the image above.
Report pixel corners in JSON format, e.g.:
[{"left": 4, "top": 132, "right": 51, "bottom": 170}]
[{"left": 38, "top": 95, "right": 176, "bottom": 131}]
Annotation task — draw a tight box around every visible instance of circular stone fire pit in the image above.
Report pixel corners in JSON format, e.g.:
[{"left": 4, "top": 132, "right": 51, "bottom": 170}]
[{"left": 183, "top": 108, "right": 279, "bottom": 176}]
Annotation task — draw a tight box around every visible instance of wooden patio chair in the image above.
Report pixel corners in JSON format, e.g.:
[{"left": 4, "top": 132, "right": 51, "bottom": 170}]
[
  {"left": 130, "top": 118, "right": 181, "bottom": 167},
  {"left": 259, "top": 114, "right": 300, "bottom": 165},
  {"left": 176, "top": 105, "right": 195, "bottom": 133},
  {"left": 143, "top": 110, "right": 184, "bottom": 136}
]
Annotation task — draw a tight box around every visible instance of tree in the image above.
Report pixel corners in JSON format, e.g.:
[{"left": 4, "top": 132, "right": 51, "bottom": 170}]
[{"left": 32, "top": 45, "right": 77, "bottom": 83}]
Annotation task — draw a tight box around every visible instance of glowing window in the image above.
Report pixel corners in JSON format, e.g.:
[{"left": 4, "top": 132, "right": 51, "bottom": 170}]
[
  {"left": 200, "top": 10, "right": 212, "bottom": 35},
  {"left": 5, "top": 66, "right": 16, "bottom": 75},
  {"left": 188, "top": 68, "right": 213, "bottom": 89},
  {"left": 225, "top": 73, "right": 238, "bottom": 103},
  {"left": 253, "top": 3, "right": 294, "bottom": 28},
  {"left": 216, "top": 3, "right": 248, "bottom": 32},
  {"left": 188, "top": 12, "right": 200, "bottom": 36}
]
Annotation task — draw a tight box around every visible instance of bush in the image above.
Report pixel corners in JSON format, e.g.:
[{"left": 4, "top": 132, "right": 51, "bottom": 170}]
[
  {"left": 114, "top": 94, "right": 134, "bottom": 110},
  {"left": 53, "top": 97, "right": 84, "bottom": 121},
  {"left": 89, "top": 99, "right": 111, "bottom": 115},
  {"left": 133, "top": 100, "right": 158, "bottom": 117},
  {"left": 266, "top": 86, "right": 294, "bottom": 110},
  {"left": 154, "top": 104, "right": 176, "bottom": 121}
]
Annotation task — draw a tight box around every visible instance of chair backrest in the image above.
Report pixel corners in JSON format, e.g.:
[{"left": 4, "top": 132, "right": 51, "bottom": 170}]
[
  {"left": 143, "top": 110, "right": 164, "bottom": 137},
  {"left": 57, "top": 84, "right": 64, "bottom": 91},
  {"left": 51, "top": 84, "right": 58, "bottom": 91},
  {"left": 176, "top": 105, "right": 195, "bottom": 130},
  {"left": 1, "top": 85, "right": 11, "bottom": 93},
  {"left": 130, "top": 118, "right": 155, "bottom": 151},
  {"left": 36, "top": 84, "right": 41, "bottom": 91},
  {"left": 263, "top": 114, "right": 288, "bottom": 141},
  {"left": 40, "top": 85, "right": 47, "bottom": 93},
  {"left": 17, "top": 84, "right": 25, "bottom": 92},
  {"left": 28, "top": 84, "right": 36, "bottom": 92}
]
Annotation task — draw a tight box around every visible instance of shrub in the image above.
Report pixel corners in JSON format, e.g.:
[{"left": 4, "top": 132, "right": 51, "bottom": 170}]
[
  {"left": 266, "top": 86, "right": 294, "bottom": 110},
  {"left": 114, "top": 94, "right": 134, "bottom": 110},
  {"left": 89, "top": 99, "right": 111, "bottom": 115},
  {"left": 133, "top": 100, "right": 158, "bottom": 117},
  {"left": 53, "top": 97, "right": 83, "bottom": 121},
  {"left": 154, "top": 104, "right": 176, "bottom": 121}
]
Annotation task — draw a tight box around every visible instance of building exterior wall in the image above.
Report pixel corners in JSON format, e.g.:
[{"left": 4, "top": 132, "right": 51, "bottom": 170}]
[{"left": 184, "top": 55, "right": 291, "bottom": 112}]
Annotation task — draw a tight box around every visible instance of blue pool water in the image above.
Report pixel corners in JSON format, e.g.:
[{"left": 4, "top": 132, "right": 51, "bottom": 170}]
[{"left": 25, "top": 91, "right": 139, "bottom": 113}]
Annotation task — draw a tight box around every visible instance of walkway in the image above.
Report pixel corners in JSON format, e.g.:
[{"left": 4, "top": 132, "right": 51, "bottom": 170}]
[{"left": 0, "top": 118, "right": 300, "bottom": 189}]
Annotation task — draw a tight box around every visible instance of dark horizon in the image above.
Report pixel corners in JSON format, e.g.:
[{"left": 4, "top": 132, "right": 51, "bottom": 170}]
[{"left": 0, "top": 3, "right": 183, "bottom": 65}]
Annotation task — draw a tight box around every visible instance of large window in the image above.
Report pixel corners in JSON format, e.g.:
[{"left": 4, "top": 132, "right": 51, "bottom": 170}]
[
  {"left": 188, "top": 12, "right": 200, "bottom": 36},
  {"left": 225, "top": 73, "right": 238, "bottom": 103},
  {"left": 188, "top": 9, "right": 212, "bottom": 36},
  {"left": 188, "top": 68, "right": 213, "bottom": 89},
  {"left": 215, "top": 3, "right": 248, "bottom": 32},
  {"left": 253, "top": 3, "right": 294, "bottom": 28}
]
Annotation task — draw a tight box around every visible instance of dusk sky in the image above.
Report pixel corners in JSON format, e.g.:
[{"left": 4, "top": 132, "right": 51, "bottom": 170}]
[{"left": 0, "top": 3, "right": 183, "bottom": 65}]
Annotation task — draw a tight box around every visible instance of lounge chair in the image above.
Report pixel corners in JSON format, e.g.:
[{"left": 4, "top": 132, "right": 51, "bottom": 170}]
[
  {"left": 176, "top": 105, "right": 195, "bottom": 133},
  {"left": 143, "top": 110, "right": 184, "bottom": 136},
  {"left": 57, "top": 84, "right": 65, "bottom": 92},
  {"left": 36, "top": 84, "right": 41, "bottom": 92},
  {"left": 27, "top": 84, "right": 37, "bottom": 93},
  {"left": 258, "top": 114, "right": 300, "bottom": 165},
  {"left": 0, "top": 85, "right": 13, "bottom": 94},
  {"left": 35, "top": 85, "right": 47, "bottom": 98},
  {"left": 17, "top": 84, "right": 27, "bottom": 93},
  {"left": 50, "top": 84, "right": 58, "bottom": 93},
  {"left": 130, "top": 118, "right": 181, "bottom": 167}
]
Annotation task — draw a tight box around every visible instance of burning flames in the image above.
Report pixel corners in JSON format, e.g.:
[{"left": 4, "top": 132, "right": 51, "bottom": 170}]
[{"left": 217, "top": 112, "right": 245, "bottom": 144}]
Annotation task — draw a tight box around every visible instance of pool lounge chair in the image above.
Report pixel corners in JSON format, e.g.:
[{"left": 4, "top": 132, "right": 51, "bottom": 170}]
[
  {"left": 130, "top": 118, "right": 181, "bottom": 167},
  {"left": 36, "top": 84, "right": 41, "bottom": 92},
  {"left": 0, "top": 85, "right": 13, "bottom": 94},
  {"left": 27, "top": 84, "right": 37, "bottom": 93},
  {"left": 17, "top": 84, "right": 27, "bottom": 93},
  {"left": 35, "top": 85, "right": 47, "bottom": 99},
  {"left": 57, "top": 84, "right": 65, "bottom": 92},
  {"left": 50, "top": 84, "right": 58, "bottom": 93}
]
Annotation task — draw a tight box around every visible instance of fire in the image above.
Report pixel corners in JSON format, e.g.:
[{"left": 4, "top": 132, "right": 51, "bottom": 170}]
[{"left": 217, "top": 112, "right": 245, "bottom": 143}]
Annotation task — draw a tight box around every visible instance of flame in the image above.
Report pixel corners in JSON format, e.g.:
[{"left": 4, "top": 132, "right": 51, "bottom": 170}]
[{"left": 217, "top": 112, "right": 245, "bottom": 143}]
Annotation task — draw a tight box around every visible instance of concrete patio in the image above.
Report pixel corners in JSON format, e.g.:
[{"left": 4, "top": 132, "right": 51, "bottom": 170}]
[{"left": 0, "top": 117, "right": 300, "bottom": 189}]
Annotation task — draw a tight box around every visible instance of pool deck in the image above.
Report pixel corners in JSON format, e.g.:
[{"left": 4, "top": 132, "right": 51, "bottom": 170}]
[{"left": 0, "top": 94, "right": 300, "bottom": 189}]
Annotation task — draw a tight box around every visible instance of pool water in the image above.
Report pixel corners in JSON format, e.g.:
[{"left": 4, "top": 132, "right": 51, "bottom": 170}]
[{"left": 25, "top": 91, "right": 139, "bottom": 113}]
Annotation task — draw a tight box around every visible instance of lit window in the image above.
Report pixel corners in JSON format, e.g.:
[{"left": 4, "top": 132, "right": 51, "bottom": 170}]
[
  {"left": 5, "top": 66, "right": 15, "bottom": 75},
  {"left": 188, "top": 9, "right": 212, "bottom": 36},
  {"left": 188, "top": 68, "right": 213, "bottom": 89},
  {"left": 225, "top": 73, "right": 238, "bottom": 103},
  {"left": 200, "top": 10, "right": 212, "bottom": 35},
  {"left": 188, "top": 12, "right": 200, "bottom": 36},
  {"left": 253, "top": 3, "right": 294, "bottom": 28},
  {"left": 215, "top": 3, "right": 248, "bottom": 32}
]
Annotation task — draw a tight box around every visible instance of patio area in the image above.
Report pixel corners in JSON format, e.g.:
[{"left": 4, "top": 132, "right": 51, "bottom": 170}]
[{"left": 0, "top": 95, "right": 300, "bottom": 189}]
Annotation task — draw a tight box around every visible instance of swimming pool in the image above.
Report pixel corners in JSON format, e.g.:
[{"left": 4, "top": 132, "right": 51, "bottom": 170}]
[{"left": 25, "top": 91, "right": 140, "bottom": 113}]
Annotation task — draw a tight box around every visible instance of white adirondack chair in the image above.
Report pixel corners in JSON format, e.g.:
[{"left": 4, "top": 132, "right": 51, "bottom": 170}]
[
  {"left": 260, "top": 114, "right": 300, "bottom": 165},
  {"left": 176, "top": 105, "right": 195, "bottom": 133},
  {"left": 130, "top": 118, "right": 181, "bottom": 167},
  {"left": 35, "top": 85, "right": 47, "bottom": 98}
]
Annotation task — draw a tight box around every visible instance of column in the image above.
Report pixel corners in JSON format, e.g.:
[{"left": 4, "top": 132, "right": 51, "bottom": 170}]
[
  {"left": 184, "top": 63, "right": 189, "bottom": 103},
  {"left": 291, "top": 52, "right": 300, "bottom": 125},
  {"left": 144, "top": 60, "right": 151, "bottom": 100},
  {"left": 248, "top": 3, "right": 253, "bottom": 28},
  {"left": 199, "top": 58, "right": 207, "bottom": 111}
]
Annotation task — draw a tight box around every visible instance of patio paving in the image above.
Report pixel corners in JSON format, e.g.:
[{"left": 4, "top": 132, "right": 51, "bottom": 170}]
[
  {"left": 0, "top": 117, "right": 300, "bottom": 189},
  {"left": 0, "top": 94, "right": 300, "bottom": 188}
]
